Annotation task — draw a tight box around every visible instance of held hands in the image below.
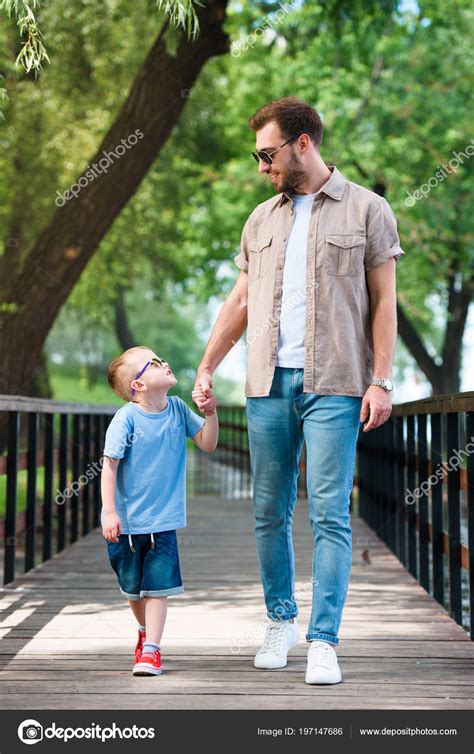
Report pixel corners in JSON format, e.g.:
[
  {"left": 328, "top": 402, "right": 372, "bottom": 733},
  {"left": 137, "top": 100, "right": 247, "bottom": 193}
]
[
  {"left": 192, "top": 371, "right": 218, "bottom": 415},
  {"left": 102, "top": 511, "right": 122, "bottom": 543},
  {"left": 359, "top": 385, "right": 393, "bottom": 432}
]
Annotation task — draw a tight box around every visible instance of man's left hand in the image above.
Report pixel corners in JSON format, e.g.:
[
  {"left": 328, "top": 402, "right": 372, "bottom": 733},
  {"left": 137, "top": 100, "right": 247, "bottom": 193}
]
[{"left": 360, "top": 385, "right": 393, "bottom": 432}]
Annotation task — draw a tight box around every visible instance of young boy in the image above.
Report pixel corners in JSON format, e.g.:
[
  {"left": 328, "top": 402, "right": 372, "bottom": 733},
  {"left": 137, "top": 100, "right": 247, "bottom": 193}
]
[{"left": 101, "top": 346, "right": 218, "bottom": 676}]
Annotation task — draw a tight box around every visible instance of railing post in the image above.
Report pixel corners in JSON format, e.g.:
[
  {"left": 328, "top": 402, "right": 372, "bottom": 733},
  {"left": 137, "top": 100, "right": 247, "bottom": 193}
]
[
  {"left": 57, "top": 413, "right": 68, "bottom": 553},
  {"left": 42, "top": 413, "right": 54, "bottom": 563},
  {"left": 446, "top": 412, "right": 462, "bottom": 625},
  {"left": 71, "top": 414, "right": 81, "bottom": 544},
  {"left": 373, "top": 426, "right": 381, "bottom": 532},
  {"left": 467, "top": 411, "right": 474, "bottom": 639},
  {"left": 92, "top": 414, "right": 102, "bottom": 528},
  {"left": 82, "top": 414, "right": 91, "bottom": 536},
  {"left": 387, "top": 417, "right": 397, "bottom": 555},
  {"left": 431, "top": 412, "right": 444, "bottom": 606},
  {"left": 4, "top": 411, "right": 20, "bottom": 585},
  {"left": 395, "top": 415, "right": 406, "bottom": 566},
  {"left": 25, "top": 412, "right": 39, "bottom": 573},
  {"left": 385, "top": 420, "right": 394, "bottom": 551},
  {"left": 356, "top": 434, "right": 364, "bottom": 519},
  {"left": 418, "top": 413, "right": 430, "bottom": 591},
  {"left": 406, "top": 414, "right": 417, "bottom": 578}
]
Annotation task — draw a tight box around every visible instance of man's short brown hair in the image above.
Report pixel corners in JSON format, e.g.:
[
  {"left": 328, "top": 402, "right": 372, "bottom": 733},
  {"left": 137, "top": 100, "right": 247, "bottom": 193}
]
[
  {"left": 107, "top": 346, "right": 150, "bottom": 402},
  {"left": 248, "top": 96, "right": 324, "bottom": 147}
]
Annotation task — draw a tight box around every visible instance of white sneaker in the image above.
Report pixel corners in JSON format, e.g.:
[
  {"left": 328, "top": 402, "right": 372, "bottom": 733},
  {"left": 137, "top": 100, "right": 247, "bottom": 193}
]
[
  {"left": 305, "top": 640, "right": 342, "bottom": 684},
  {"left": 254, "top": 619, "right": 300, "bottom": 670}
]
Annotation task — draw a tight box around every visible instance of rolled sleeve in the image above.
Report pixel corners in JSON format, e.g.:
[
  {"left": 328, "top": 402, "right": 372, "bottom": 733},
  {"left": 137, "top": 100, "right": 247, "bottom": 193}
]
[
  {"left": 233, "top": 214, "right": 253, "bottom": 272},
  {"left": 364, "top": 197, "right": 405, "bottom": 272}
]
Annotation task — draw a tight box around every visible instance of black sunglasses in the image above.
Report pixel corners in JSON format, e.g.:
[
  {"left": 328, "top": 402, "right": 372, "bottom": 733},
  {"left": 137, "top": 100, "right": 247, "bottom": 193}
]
[{"left": 251, "top": 135, "right": 301, "bottom": 165}]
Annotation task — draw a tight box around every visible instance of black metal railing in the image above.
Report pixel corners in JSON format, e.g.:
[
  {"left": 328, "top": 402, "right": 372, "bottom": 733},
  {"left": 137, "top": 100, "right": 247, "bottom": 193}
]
[
  {"left": 0, "top": 396, "right": 116, "bottom": 585},
  {"left": 188, "top": 404, "right": 251, "bottom": 498},
  {"left": 357, "top": 391, "right": 473, "bottom": 639},
  {"left": 2, "top": 392, "right": 472, "bottom": 642},
  {"left": 0, "top": 398, "right": 253, "bottom": 586}
]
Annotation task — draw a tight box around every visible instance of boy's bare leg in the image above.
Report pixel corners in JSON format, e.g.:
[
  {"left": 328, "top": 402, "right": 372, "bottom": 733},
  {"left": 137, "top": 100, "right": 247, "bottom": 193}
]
[
  {"left": 145, "top": 597, "right": 168, "bottom": 644},
  {"left": 128, "top": 598, "right": 146, "bottom": 626}
]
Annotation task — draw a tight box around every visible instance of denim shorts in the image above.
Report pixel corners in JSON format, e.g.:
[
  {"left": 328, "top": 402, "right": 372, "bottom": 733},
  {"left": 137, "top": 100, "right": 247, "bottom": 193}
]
[{"left": 106, "top": 530, "right": 183, "bottom": 600}]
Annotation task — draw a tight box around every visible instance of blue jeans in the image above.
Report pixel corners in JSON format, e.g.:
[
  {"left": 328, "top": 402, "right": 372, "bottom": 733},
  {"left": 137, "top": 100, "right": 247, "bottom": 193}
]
[{"left": 246, "top": 367, "right": 363, "bottom": 646}]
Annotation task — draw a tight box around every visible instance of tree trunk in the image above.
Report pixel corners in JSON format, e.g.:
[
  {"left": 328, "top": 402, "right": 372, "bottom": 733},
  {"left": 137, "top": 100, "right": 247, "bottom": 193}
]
[
  {"left": 0, "top": 0, "right": 229, "bottom": 396},
  {"left": 396, "top": 270, "right": 473, "bottom": 395},
  {"left": 369, "top": 175, "right": 471, "bottom": 395},
  {"left": 114, "top": 287, "right": 137, "bottom": 351}
]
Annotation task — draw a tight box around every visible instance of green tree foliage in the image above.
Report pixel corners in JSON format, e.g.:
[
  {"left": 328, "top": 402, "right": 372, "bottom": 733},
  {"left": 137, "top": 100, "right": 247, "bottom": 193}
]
[
  {"left": 0, "top": 0, "right": 472, "bottom": 398},
  {"left": 0, "top": 0, "right": 49, "bottom": 73}
]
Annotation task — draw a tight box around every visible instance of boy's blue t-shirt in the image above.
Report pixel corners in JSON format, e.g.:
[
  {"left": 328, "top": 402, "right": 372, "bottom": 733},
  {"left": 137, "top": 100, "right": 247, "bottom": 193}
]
[{"left": 102, "top": 396, "right": 205, "bottom": 534}]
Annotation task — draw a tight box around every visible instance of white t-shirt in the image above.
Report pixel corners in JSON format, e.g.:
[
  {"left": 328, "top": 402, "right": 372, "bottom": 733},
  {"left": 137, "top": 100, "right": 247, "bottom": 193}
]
[{"left": 275, "top": 192, "right": 319, "bottom": 368}]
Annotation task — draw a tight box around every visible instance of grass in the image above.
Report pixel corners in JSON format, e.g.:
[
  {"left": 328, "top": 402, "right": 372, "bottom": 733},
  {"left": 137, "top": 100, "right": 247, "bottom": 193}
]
[
  {"left": 50, "top": 374, "right": 121, "bottom": 406},
  {"left": 0, "top": 467, "right": 48, "bottom": 518}
]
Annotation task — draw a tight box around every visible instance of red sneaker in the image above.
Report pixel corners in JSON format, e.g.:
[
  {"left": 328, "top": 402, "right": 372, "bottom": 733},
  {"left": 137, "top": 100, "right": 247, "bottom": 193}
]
[
  {"left": 133, "top": 649, "right": 162, "bottom": 676},
  {"left": 134, "top": 629, "right": 146, "bottom": 663}
]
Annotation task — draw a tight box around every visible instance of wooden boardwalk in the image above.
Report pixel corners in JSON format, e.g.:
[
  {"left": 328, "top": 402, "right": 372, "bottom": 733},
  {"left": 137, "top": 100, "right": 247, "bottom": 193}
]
[{"left": 0, "top": 495, "right": 472, "bottom": 709}]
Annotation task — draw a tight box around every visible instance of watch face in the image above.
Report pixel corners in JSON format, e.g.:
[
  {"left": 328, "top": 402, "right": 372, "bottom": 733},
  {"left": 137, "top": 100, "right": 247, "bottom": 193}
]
[{"left": 385, "top": 379, "right": 393, "bottom": 391}]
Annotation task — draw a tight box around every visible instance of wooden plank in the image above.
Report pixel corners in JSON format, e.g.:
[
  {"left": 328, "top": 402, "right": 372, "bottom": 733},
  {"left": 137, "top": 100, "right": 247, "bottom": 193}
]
[
  {"left": 1, "top": 668, "right": 473, "bottom": 686},
  {"left": 1, "top": 679, "right": 473, "bottom": 699},
  {"left": 0, "top": 694, "right": 471, "bottom": 711},
  {"left": 0, "top": 496, "right": 472, "bottom": 710}
]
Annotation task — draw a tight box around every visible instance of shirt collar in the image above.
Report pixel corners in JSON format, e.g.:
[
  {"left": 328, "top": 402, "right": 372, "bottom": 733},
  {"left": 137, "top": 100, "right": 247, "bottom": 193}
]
[{"left": 278, "top": 164, "right": 347, "bottom": 207}]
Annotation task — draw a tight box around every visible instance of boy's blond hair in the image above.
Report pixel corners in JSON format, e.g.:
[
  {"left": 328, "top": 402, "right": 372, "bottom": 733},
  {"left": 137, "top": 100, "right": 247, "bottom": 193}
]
[{"left": 107, "top": 346, "right": 151, "bottom": 402}]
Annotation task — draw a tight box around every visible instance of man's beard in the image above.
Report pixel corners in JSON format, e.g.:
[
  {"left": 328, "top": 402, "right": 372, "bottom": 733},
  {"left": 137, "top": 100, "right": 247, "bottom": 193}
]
[{"left": 275, "top": 158, "right": 307, "bottom": 194}]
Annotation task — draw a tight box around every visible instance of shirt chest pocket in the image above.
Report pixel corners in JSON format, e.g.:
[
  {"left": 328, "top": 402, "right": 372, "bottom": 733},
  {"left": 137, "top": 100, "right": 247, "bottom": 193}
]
[
  {"left": 167, "top": 422, "right": 182, "bottom": 452},
  {"left": 325, "top": 234, "right": 366, "bottom": 276},
  {"left": 249, "top": 235, "right": 273, "bottom": 279}
]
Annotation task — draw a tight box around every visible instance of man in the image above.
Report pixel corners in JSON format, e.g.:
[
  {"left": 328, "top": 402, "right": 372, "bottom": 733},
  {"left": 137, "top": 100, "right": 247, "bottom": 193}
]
[{"left": 192, "top": 96, "right": 405, "bottom": 685}]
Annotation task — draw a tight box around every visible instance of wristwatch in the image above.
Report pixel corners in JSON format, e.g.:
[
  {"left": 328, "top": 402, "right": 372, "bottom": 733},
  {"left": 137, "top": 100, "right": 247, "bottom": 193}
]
[{"left": 370, "top": 377, "right": 393, "bottom": 392}]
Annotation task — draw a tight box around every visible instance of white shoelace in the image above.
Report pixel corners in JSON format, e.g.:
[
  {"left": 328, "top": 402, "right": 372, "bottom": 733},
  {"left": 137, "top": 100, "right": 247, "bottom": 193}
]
[
  {"left": 260, "top": 622, "right": 289, "bottom": 653},
  {"left": 308, "top": 642, "right": 337, "bottom": 670}
]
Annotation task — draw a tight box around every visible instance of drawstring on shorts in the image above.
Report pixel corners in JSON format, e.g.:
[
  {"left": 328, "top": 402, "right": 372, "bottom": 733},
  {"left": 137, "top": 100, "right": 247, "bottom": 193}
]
[{"left": 128, "top": 533, "right": 155, "bottom": 551}]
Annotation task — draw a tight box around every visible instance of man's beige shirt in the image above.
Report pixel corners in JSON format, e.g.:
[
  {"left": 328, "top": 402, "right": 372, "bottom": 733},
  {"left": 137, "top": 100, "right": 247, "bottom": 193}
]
[{"left": 233, "top": 165, "right": 405, "bottom": 398}]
